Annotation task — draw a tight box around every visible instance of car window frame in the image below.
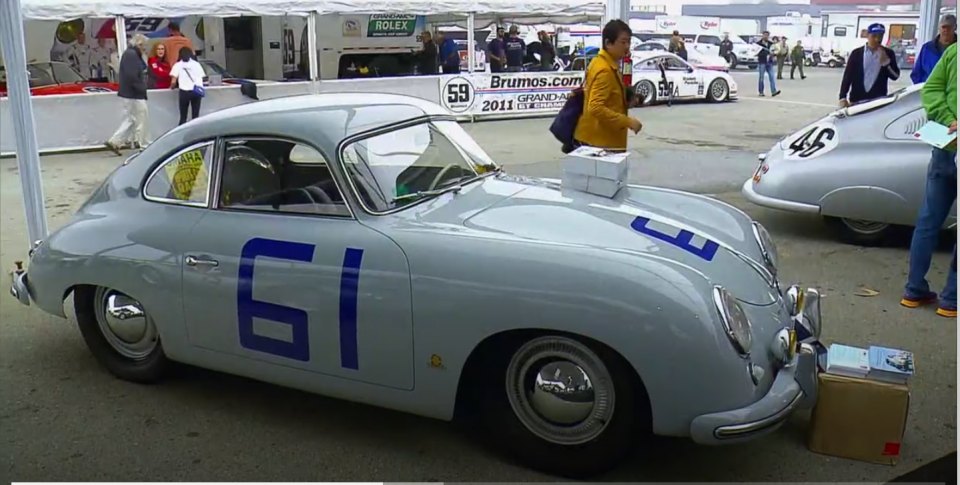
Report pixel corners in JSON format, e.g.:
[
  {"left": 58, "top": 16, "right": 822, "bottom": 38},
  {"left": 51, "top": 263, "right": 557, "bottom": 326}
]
[
  {"left": 336, "top": 114, "right": 485, "bottom": 216},
  {"left": 142, "top": 140, "right": 217, "bottom": 208},
  {"left": 212, "top": 135, "right": 356, "bottom": 220}
]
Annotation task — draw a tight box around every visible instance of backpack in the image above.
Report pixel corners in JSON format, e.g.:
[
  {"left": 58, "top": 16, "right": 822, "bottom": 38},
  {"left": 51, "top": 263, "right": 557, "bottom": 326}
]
[{"left": 549, "top": 86, "right": 585, "bottom": 153}]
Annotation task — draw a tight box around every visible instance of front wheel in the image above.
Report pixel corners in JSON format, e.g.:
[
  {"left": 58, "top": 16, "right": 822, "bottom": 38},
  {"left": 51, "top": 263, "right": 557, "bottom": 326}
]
[
  {"left": 827, "top": 60, "right": 838, "bottom": 68},
  {"left": 74, "top": 285, "right": 168, "bottom": 383},
  {"left": 828, "top": 217, "right": 895, "bottom": 246},
  {"left": 707, "top": 78, "right": 729, "bottom": 102},
  {"left": 479, "top": 335, "right": 648, "bottom": 478}
]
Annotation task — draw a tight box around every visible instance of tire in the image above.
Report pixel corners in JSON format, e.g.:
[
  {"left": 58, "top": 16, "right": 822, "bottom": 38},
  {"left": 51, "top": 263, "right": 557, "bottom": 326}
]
[
  {"left": 828, "top": 60, "right": 838, "bottom": 68},
  {"left": 706, "top": 78, "right": 729, "bottom": 102},
  {"left": 477, "top": 334, "right": 648, "bottom": 478},
  {"left": 634, "top": 80, "right": 656, "bottom": 106},
  {"left": 827, "top": 217, "right": 895, "bottom": 246},
  {"left": 74, "top": 285, "right": 168, "bottom": 383}
]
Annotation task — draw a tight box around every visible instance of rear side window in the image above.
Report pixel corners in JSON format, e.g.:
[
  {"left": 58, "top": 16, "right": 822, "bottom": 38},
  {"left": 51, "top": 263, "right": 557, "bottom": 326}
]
[{"left": 144, "top": 142, "right": 214, "bottom": 206}]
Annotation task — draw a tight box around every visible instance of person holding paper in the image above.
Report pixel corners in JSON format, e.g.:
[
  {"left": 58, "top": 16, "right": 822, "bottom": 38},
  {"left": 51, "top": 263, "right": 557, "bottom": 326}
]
[
  {"left": 901, "top": 43, "right": 957, "bottom": 318},
  {"left": 572, "top": 20, "right": 643, "bottom": 151}
]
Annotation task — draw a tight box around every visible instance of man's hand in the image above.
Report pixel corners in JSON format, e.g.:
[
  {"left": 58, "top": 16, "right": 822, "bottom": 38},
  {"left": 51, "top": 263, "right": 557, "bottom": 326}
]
[
  {"left": 878, "top": 48, "right": 890, "bottom": 66},
  {"left": 838, "top": 99, "right": 850, "bottom": 108},
  {"left": 949, "top": 120, "right": 957, "bottom": 135},
  {"left": 628, "top": 117, "right": 643, "bottom": 134}
]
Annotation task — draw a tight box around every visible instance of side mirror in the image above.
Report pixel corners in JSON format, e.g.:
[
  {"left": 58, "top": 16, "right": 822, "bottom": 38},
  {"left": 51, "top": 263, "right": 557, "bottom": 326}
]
[{"left": 687, "top": 66, "right": 695, "bottom": 73}]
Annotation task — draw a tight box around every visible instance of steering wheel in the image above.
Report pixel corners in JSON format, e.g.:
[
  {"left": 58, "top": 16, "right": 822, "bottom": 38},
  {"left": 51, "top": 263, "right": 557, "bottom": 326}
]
[
  {"left": 428, "top": 164, "right": 462, "bottom": 191},
  {"left": 304, "top": 185, "right": 334, "bottom": 205}
]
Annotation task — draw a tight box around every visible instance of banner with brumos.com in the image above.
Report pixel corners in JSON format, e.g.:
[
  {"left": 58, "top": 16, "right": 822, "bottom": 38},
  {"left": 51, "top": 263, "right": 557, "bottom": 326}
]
[{"left": 440, "top": 72, "right": 585, "bottom": 117}]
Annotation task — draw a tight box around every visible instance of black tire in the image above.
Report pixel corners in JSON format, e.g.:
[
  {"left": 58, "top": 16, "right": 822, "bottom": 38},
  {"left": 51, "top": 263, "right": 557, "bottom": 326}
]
[
  {"left": 827, "top": 217, "right": 896, "bottom": 246},
  {"left": 635, "top": 80, "right": 657, "bottom": 106},
  {"left": 74, "top": 285, "right": 168, "bottom": 383},
  {"left": 706, "top": 78, "right": 729, "bottom": 102},
  {"left": 477, "top": 334, "right": 648, "bottom": 478},
  {"left": 827, "top": 60, "right": 838, "bottom": 68}
]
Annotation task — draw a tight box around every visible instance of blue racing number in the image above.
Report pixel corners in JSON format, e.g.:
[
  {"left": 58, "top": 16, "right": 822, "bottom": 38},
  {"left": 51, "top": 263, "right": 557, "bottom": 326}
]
[
  {"left": 238, "top": 237, "right": 364, "bottom": 368},
  {"left": 631, "top": 216, "right": 719, "bottom": 261}
]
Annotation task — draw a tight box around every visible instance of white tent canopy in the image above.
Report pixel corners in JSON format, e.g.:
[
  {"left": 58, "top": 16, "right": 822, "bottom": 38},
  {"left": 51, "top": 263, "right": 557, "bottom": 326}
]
[{"left": 20, "top": 0, "right": 604, "bottom": 22}]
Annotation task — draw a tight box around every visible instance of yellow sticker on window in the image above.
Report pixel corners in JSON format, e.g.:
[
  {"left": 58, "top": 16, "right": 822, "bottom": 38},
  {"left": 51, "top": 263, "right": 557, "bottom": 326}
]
[{"left": 163, "top": 149, "right": 209, "bottom": 201}]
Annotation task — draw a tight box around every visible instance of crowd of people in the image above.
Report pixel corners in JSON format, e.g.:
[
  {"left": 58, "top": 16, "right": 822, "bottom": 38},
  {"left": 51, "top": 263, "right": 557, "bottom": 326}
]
[
  {"left": 417, "top": 25, "right": 557, "bottom": 75},
  {"left": 104, "top": 22, "right": 207, "bottom": 155}
]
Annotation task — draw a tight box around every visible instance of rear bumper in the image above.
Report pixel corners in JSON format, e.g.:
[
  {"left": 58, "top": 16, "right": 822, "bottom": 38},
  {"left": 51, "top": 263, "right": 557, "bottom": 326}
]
[{"left": 742, "top": 178, "right": 821, "bottom": 214}]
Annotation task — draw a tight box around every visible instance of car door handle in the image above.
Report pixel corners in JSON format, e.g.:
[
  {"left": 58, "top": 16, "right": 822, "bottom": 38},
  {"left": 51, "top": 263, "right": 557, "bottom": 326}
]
[{"left": 185, "top": 255, "right": 219, "bottom": 268}]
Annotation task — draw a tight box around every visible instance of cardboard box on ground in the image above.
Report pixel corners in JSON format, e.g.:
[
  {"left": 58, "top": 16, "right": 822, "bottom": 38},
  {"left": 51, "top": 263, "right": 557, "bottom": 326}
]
[{"left": 809, "top": 343, "right": 914, "bottom": 465}]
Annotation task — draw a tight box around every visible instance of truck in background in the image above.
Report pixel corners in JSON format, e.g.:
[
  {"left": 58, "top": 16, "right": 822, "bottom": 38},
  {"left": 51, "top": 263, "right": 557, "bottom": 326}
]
[{"left": 819, "top": 10, "right": 919, "bottom": 59}]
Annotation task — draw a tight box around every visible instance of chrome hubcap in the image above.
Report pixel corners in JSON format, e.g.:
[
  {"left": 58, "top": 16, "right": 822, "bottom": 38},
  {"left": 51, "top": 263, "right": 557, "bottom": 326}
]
[
  {"left": 94, "top": 287, "right": 158, "bottom": 360},
  {"left": 505, "top": 336, "right": 614, "bottom": 446},
  {"left": 841, "top": 218, "right": 889, "bottom": 235},
  {"left": 637, "top": 82, "right": 654, "bottom": 104}
]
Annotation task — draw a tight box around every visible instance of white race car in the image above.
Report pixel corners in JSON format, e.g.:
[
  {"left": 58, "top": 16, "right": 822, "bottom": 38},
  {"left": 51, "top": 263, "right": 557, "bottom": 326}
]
[{"left": 631, "top": 52, "right": 738, "bottom": 106}]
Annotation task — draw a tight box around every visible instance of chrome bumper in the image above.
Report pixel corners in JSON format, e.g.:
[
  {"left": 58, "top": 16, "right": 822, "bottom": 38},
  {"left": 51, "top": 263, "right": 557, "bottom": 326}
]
[
  {"left": 9, "top": 267, "right": 31, "bottom": 306},
  {"left": 690, "top": 287, "right": 824, "bottom": 444}
]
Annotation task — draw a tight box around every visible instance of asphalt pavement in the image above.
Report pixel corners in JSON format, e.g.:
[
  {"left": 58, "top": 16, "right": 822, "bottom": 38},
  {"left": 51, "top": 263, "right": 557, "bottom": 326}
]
[{"left": 1, "top": 66, "right": 956, "bottom": 482}]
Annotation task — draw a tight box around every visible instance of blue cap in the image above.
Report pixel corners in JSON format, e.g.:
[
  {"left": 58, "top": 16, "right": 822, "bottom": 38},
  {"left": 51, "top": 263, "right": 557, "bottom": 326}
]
[{"left": 867, "top": 23, "right": 885, "bottom": 35}]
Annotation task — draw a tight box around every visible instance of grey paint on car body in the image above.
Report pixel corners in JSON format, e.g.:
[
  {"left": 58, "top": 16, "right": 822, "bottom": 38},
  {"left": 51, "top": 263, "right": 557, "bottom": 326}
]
[{"left": 19, "top": 93, "right": 814, "bottom": 444}]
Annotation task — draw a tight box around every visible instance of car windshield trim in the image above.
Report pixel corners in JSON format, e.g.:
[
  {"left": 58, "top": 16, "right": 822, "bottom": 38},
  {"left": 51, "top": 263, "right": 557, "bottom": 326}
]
[{"left": 336, "top": 116, "right": 499, "bottom": 216}]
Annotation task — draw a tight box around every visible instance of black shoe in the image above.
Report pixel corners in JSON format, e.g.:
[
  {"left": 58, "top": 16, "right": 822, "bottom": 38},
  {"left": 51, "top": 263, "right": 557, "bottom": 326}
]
[
  {"left": 802, "top": 76, "right": 807, "bottom": 79},
  {"left": 772, "top": 90, "right": 782, "bottom": 97}
]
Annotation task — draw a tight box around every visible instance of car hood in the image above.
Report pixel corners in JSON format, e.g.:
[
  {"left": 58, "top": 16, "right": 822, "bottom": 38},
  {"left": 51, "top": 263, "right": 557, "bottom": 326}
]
[{"left": 417, "top": 174, "right": 777, "bottom": 304}]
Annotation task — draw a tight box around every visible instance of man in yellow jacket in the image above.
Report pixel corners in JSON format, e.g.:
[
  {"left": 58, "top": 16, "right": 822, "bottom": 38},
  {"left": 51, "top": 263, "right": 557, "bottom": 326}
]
[{"left": 573, "top": 20, "right": 643, "bottom": 151}]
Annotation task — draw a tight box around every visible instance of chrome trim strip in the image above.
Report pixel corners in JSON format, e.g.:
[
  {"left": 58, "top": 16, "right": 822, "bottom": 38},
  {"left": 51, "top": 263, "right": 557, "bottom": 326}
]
[
  {"left": 741, "top": 179, "right": 821, "bottom": 214},
  {"left": 713, "top": 391, "right": 802, "bottom": 439}
]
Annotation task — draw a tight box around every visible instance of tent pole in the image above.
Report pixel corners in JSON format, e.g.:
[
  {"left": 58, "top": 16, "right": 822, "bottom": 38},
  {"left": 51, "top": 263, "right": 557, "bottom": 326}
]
[
  {"left": 115, "top": 16, "right": 128, "bottom": 54},
  {"left": 467, "top": 13, "right": 476, "bottom": 73},
  {"left": 0, "top": 0, "right": 48, "bottom": 249},
  {"left": 308, "top": 12, "right": 319, "bottom": 93}
]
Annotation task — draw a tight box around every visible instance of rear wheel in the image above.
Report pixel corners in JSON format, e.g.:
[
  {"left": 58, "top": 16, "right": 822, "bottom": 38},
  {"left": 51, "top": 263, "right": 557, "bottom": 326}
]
[
  {"left": 827, "top": 59, "right": 838, "bottom": 68},
  {"left": 478, "top": 334, "right": 648, "bottom": 478},
  {"left": 74, "top": 285, "right": 168, "bottom": 383},
  {"left": 634, "top": 80, "right": 656, "bottom": 106},
  {"left": 828, "top": 217, "right": 895, "bottom": 246}
]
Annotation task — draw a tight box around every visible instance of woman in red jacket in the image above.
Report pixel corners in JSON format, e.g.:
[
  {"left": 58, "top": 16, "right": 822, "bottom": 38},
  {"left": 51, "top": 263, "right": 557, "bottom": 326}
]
[{"left": 147, "top": 43, "right": 171, "bottom": 89}]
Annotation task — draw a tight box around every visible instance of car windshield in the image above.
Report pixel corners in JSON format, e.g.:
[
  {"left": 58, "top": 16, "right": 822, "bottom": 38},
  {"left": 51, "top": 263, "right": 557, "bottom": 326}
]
[
  {"left": 340, "top": 120, "right": 498, "bottom": 213},
  {"left": 26, "top": 63, "right": 84, "bottom": 86}
]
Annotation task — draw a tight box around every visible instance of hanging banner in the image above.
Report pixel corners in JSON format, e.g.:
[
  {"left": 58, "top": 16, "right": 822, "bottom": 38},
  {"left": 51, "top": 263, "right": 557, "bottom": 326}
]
[
  {"left": 439, "top": 71, "right": 585, "bottom": 117},
  {"left": 367, "top": 14, "right": 421, "bottom": 38}
]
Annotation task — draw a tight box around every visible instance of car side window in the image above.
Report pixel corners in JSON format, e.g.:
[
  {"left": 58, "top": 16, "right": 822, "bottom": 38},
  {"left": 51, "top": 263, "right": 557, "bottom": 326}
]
[
  {"left": 665, "top": 57, "right": 688, "bottom": 70},
  {"left": 217, "top": 138, "right": 350, "bottom": 217},
  {"left": 144, "top": 141, "right": 214, "bottom": 206},
  {"left": 700, "top": 35, "right": 720, "bottom": 46}
]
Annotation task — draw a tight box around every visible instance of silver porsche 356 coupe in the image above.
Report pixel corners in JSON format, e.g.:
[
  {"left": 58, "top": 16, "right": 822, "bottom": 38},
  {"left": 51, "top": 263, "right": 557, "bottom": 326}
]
[
  {"left": 743, "top": 83, "right": 957, "bottom": 245},
  {"left": 10, "top": 93, "right": 822, "bottom": 477}
]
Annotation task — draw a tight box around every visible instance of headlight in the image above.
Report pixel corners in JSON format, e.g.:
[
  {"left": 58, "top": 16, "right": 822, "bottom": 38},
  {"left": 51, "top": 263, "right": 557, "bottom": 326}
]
[
  {"left": 713, "top": 286, "right": 753, "bottom": 357},
  {"left": 752, "top": 222, "right": 778, "bottom": 278}
]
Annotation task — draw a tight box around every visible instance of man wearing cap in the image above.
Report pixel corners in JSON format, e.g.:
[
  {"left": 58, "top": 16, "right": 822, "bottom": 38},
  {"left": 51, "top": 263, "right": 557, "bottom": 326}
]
[
  {"left": 901, "top": 42, "right": 957, "bottom": 318},
  {"left": 839, "top": 23, "right": 900, "bottom": 107},
  {"left": 910, "top": 14, "right": 956, "bottom": 84}
]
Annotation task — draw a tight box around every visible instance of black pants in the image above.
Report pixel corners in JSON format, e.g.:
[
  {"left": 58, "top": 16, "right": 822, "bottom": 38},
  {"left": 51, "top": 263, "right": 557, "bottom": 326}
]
[
  {"left": 791, "top": 60, "right": 805, "bottom": 79},
  {"left": 178, "top": 89, "right": 202, "bottom": 125}
]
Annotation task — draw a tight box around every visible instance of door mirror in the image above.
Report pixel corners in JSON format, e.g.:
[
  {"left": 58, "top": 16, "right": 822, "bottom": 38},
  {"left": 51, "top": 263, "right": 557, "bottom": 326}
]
[{"left": 687, "top": 66, "right": 695, "bottom": 73}]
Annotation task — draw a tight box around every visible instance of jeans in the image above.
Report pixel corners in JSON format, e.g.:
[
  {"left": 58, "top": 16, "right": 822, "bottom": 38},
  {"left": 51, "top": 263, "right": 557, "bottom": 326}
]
[
  {"left": 758, "top": 62, "right": 777, "bottom": 94},
  {"left": 178, "top": 89, "right": 202, "bottom": 125},
  {"left": 905, "top": 147, "right": 958, "bottom": 308}
]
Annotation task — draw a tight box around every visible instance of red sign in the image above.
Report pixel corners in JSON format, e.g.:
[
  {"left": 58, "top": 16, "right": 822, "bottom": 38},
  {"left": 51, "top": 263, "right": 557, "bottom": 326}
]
[{"left": 700, "top": 20, "right": 719, "bottom": 30}]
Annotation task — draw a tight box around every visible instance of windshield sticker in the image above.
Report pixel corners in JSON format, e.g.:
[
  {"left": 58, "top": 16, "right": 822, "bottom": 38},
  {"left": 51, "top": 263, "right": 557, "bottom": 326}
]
[{"left": 631, "top": 216, "right": 719, "bottom": 261}]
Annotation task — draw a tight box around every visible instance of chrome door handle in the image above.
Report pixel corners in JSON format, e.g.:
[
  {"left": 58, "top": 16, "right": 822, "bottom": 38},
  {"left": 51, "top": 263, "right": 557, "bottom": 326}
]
[{"left": 185, "top": 255, "right": 219, "bottom": 267}]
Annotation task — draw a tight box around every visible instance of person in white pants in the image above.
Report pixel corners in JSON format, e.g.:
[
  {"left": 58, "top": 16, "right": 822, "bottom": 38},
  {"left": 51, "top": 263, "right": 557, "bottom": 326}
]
[{"left": 106, "top": 34, "right": 150, "bottom": 155}]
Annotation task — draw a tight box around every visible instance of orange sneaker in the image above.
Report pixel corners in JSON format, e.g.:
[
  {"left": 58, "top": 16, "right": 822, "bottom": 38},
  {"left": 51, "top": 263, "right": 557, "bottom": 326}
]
[
  {"left": 901, "top": 292, "right": 938, "bottom": 308},
  {"left": 936, "top": 306, "right": 957, "bottom": 318}
]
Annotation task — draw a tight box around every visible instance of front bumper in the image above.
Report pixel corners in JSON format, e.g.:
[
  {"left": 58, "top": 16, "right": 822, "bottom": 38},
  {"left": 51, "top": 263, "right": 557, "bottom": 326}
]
[{"left": 689, "top": 288, "right": 823, "bottom": 445}]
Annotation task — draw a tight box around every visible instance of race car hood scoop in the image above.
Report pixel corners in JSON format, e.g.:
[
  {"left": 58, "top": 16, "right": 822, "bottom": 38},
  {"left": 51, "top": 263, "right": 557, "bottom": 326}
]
[{"left": 456, "top": 175, "right": 777, "bottom": 304}]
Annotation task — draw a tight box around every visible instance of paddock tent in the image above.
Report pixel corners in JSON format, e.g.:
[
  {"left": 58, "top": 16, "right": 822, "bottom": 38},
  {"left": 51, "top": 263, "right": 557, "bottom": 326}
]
[{"left": 19, "top": 0, "right": 605, "bottom": 25}]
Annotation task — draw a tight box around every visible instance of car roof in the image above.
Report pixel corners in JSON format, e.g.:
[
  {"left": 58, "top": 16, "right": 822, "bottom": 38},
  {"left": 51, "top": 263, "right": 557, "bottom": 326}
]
[{"left": 150, "top": 92, "right": 450, "bottom": 157}]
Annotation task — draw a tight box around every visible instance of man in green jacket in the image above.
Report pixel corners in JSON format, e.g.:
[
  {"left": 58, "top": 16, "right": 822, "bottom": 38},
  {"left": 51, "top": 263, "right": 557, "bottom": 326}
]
[{"left": 901, "top": 43, "right": 957, "bottom": 318}]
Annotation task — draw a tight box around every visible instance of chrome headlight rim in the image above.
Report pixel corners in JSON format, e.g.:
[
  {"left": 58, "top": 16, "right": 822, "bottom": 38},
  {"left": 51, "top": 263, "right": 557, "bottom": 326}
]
[
  {"left": 712, "top": 286, "right": 753, "bottom": 358},
  {"left": 752, "top": 222, "right": 778, "bottom": 278}
]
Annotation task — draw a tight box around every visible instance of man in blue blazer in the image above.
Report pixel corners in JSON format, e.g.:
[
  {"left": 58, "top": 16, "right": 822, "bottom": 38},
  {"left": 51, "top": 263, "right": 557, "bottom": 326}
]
[
  {"left": 839, "top": 23, "right": 901, "bottom": 107},
  {"left": 910, "top": 14, "right": 956, "bottom": 84}
]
